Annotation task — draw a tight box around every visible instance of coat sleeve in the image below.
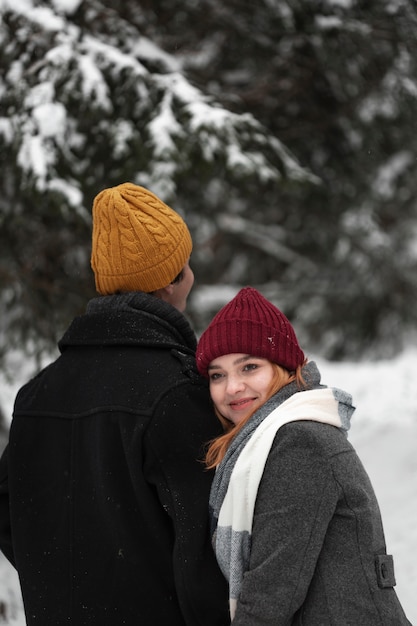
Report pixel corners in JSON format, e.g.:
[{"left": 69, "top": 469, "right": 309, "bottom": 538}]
[
  {"left": 0, "top": 445, "right": 15, "bottom": 567},
  {"left": 232, "top": 422, "right": 340, "bottom": 625},
  {"left": 144, "top": 379, "right": 230, "bottom": 626}
]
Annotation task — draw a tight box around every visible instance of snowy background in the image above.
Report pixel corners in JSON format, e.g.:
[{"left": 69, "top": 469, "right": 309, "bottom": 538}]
[
  {"left": 0, "top": 348, "right": 416, "bottom": 624},
  {"left": 1, "top": 1, "right": 416, "bottom": 622}
]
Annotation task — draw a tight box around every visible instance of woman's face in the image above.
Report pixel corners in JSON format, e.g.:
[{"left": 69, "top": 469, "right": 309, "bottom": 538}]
[{"left": 208, "top": 353, "right": 275, "bottom": 425}]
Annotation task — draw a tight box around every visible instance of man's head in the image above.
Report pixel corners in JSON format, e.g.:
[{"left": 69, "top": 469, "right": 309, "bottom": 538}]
[{"left": 91, "top": 183, "right": 193, "bottom": 306}]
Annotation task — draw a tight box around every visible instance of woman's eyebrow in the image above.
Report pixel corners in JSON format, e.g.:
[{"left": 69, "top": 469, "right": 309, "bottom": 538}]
[
  {"left": 233, "top": 354, "right": 253, "bottom": 365},
  {"left": 208, "top": 354, "right": 262, "bottom": 371}
]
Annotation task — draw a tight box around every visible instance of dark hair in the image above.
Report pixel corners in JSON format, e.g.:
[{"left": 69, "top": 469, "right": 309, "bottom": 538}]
[{"left": 171, "top": 269, "right": 184, "bottom": 284}]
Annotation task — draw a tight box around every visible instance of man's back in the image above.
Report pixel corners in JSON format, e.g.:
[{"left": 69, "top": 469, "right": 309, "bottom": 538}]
[{"left": 1, "top": 293, "right": 229, "bottom": 625}]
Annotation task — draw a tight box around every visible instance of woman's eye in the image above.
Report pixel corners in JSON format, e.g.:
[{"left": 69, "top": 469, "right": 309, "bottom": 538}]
[
  {"left": 243, "top": 363, "right": 258, "bottom": 372},
  {"left": 209, "top": 372, "right": 222, "bottom": 381}
]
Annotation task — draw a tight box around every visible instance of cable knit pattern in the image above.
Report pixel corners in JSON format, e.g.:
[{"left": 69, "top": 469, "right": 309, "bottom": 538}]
[{"left": 91, "top": 183, "right": 192, "bottom": 294}]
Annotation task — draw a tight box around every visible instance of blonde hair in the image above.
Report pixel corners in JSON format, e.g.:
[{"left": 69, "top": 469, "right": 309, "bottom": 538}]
[{"left": 204, "top": 360, "right": 308, "bottom": 469}]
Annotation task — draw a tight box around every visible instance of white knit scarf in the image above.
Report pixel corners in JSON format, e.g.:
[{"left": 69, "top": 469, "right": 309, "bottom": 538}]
[{"left": 209, "top": 365, "right": 354, "bottom": 621}]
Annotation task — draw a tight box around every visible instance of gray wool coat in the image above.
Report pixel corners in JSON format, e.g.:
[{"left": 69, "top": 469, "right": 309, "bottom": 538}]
[{"left": 232, "top": 420, "right": 412, "bottom": 625}]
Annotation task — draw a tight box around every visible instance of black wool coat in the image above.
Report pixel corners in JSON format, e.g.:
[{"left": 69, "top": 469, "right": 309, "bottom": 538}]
[{"left": 0, "top": 292, "right": 229, "bottom": 626}]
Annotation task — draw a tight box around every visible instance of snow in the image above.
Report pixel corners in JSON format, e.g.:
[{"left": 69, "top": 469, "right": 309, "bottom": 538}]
[
  {"left": 0, "top": 348, "right": 416, "bottom": 624},
  {"left": 3, "top": 0, "right": 65, "bottom": 31},
  {"left": 0, "top": 1, "right": 415, "bottom": 618},
  {"left": 47, "top": 179, "right": 85, "bottom": 215},
  {"left": 132, "top": 36, "right": 181, "bottom": 73},
  {"left": 1, "top": 0, "right": 316, "bottom": 214},
  {"left": 17, "top": 133, "right": 48, "bottom": 181},
  {"left": 148, "top": 91, "right": 183, "bottom": 157},
  {"left": 32, "top": 102, "right": 67, "bottom": 140},
  {"left": 373, "top": 151, "right": 414, "bottom": 199},
  {"left": 50, "top": 0, "right": 82, "bottom": 15}
]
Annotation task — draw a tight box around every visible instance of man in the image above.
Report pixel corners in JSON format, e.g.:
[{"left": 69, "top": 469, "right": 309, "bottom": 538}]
[{"left": 0, "top": 183, "right": 229, "bottom": 625}]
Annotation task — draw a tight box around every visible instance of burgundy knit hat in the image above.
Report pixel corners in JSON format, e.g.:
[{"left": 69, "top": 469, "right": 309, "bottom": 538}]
[{"left": 196, "top": 287, "right": 305, "bottom": 377}]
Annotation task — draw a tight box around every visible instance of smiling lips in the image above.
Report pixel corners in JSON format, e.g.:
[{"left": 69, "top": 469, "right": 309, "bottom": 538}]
[{"left": 229, "top": 397, "right": 257, "bottom": 411}]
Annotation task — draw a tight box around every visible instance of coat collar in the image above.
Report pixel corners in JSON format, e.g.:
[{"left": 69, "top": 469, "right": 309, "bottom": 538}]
[{"left": 58, "top": 291, "right": 197, "bottom": 353}]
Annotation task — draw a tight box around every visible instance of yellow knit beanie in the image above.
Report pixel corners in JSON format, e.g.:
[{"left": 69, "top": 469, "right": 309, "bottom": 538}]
[{"left": 91, "top": 183, "right": 193, "bottom": 294}]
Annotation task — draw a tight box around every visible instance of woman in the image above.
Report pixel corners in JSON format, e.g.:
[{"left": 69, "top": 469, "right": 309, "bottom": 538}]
[{"left": 196, "top": 287, "right": 411, "bottom": 625}]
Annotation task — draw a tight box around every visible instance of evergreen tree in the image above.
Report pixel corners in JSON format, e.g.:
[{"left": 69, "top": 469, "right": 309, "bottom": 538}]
[
  {"left": 142, "top": 0, "right": 417, "bottom": 358},
  {"left": 1, "top": 0, "right": 417, "bottom": 369},
  {"left": 0, "top": 0, "right": 313, "bottom": 367}
]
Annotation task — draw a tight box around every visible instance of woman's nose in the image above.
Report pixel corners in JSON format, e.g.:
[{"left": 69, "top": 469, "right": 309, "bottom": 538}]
[{"left": 226, "top": 375, "right": 245, "bottom": 394}]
